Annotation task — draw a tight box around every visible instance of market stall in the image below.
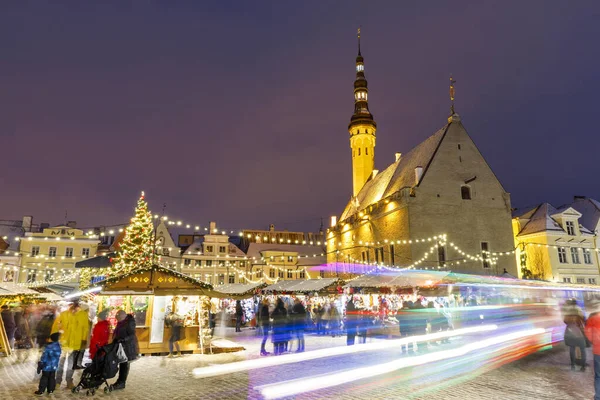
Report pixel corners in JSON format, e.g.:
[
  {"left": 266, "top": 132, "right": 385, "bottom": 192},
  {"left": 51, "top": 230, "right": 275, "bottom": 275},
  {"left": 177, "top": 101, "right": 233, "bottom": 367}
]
[
  {"left": 96, "top": 265, "right": 217, "bottom": 354},
  {"left": 212, "top": 283, "right": 265, "bottom": 328}
]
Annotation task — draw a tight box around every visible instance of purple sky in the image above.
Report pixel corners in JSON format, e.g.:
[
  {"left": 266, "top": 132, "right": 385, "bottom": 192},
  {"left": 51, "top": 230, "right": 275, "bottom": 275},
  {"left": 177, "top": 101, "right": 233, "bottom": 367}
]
[{"left": 2, "top": 2, "right": 599, "bottom": 232}]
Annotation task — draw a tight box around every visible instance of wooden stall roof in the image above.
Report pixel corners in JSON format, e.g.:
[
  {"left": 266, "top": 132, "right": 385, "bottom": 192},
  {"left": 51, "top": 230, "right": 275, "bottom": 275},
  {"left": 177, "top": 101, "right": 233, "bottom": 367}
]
[
  {"left": 99, "top": 265, "right": 217, "bottom": 296},
  {"left": 262, "top": 278, "right": 341, "bottom": 294},
  {"left": 212, "top": 282, "right": 266, "bottom": 299}
]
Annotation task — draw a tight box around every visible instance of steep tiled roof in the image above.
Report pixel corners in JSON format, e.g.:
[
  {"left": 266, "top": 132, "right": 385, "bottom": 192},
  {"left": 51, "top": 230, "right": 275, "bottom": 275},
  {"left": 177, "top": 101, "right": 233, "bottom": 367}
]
[
  {"left": 516, "top": 203, "right": 563, "bottom": 236},
  {"left": 340, "top": 124, "right": 449, "bottom": 221}
]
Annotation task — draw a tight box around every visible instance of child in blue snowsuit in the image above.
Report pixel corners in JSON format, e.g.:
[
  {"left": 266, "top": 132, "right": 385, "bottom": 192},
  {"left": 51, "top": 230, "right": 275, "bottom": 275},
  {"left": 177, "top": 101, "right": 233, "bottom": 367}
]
[{"left": 36, "top": 332, "right": 61, "bottom": 395}]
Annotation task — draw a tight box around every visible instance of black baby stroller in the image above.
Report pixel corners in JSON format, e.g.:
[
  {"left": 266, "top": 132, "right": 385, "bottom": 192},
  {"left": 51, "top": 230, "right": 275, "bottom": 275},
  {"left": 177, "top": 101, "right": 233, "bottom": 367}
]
[{"left": 72, "top": 342, "right": 122, "bottom": 395}]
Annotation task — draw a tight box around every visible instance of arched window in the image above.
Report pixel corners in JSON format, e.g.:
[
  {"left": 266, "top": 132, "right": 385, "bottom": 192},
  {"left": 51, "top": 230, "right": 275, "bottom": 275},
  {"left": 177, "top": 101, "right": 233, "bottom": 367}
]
[
  {"left": 358, "top": 148, "right": 361, "bottom": 156},
  {"left": 461, "top": 185, "right": 471, "bottom": 200},
  {"left": 365, "top": 148, "right": 368, "bottom": 155}
]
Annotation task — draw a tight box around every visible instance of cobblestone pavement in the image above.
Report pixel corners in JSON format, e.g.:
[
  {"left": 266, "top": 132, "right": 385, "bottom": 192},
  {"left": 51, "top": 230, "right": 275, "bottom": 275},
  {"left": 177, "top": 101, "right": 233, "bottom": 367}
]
[{"left": 0, "top": 327, "right": 595, "bottom": 399}]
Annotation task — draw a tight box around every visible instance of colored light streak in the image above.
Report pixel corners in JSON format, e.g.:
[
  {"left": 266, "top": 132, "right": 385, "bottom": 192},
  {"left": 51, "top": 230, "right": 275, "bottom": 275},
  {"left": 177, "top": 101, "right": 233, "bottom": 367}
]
[
  {"left": 64, "top": 286, "right": 102, "bottom": 299},
  {"left": 257, "top": 327, "right": 546, "bottom": 399},
  {"left": 192, "top": 324, "right": 498, "bottom": 378}
]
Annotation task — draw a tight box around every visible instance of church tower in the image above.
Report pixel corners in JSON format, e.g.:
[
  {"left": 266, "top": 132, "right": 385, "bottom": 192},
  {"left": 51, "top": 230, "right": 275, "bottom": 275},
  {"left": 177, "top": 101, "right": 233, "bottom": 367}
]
[{"left": 349, "top": 28, "right": 377, "bottom": 197}]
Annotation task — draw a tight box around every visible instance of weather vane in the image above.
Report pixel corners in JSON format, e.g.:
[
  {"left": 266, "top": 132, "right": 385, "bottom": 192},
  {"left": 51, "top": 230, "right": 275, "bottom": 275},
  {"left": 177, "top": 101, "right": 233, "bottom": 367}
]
[
  {"left": 449, "top": 75, "right": 456, "bottom": 114},
  {"left": 357, "top": 26, "right": 361, "bottom": 55}
]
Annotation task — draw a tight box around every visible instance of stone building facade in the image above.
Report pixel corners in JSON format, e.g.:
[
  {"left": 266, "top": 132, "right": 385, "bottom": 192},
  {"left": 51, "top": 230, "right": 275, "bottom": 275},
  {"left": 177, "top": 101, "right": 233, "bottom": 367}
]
[{"left": 327, "top": 38, "right": 517, "bottom": 277}]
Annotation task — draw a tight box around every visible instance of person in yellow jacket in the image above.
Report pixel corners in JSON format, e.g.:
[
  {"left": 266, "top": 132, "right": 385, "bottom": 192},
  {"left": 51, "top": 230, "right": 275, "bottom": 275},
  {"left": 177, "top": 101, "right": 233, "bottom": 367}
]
[{"left": 51, "top": 300, "right": 90, "bottom": 389}]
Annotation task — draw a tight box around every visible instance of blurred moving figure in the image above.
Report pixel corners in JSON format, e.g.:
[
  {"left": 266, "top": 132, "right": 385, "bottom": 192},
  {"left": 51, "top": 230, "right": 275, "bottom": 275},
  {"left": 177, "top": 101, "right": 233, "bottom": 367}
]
[
  {"left": 585, "top": 306, "right": 600, "bottom": 400},
  {"left": 271, "top": 298, "right": 288, "bottom": 355},
  {"left": 259, "top": 299, "right": 271, "bottom": 356},
  {"left": 1, "top": 305, "right": 16, "bottom": 350},
  {"left": 292, "top": 298, "right": 306, "bottom": 352},
  {"left": 563, "top": 299, "right": 587, "bottom": 371}
]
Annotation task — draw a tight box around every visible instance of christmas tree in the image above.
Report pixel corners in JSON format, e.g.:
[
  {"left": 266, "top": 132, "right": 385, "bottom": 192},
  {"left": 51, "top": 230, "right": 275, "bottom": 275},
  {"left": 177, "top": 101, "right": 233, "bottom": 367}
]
[{"left": 111, "top": 192, "right": 154, "bottom": 276}]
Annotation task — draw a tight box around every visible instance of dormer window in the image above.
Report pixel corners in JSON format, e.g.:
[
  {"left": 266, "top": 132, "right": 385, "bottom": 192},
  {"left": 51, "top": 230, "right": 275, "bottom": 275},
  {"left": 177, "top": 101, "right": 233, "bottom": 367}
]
[
  {"left": 566, "top": 221, "right": 576, "bottom": 236},
  {"left": 356, "top": 64, "right": 364, "bottom": 72}
]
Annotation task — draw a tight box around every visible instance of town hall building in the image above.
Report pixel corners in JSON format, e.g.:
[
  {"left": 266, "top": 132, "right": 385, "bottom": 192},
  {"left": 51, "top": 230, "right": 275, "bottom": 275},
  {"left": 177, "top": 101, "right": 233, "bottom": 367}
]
[{"left": 327, "top": 33, "right": 517, "bottom": 277}]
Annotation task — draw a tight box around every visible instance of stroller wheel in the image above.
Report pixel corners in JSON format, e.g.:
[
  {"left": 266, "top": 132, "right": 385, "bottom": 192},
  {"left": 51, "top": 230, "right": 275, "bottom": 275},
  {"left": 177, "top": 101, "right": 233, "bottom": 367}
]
[
  {"left": 86, "top": 390, "right": 90, "bottom": 396},
  {"left": 91, "top": 389, "right": 96, "bottom": 395}
]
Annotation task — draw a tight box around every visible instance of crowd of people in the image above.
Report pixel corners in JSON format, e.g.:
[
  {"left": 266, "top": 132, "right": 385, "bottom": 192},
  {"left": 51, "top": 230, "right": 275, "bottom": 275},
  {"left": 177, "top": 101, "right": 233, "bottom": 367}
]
[{"left": 1, "top": 300, "right": 139, "bottom": 395}]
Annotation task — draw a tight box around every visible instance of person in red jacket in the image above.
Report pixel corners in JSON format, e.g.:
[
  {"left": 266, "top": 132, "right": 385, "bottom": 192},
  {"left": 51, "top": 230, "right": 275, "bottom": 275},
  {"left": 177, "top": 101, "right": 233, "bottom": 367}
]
[
  {"left": 89, "top": 310, "right": 111, "bottom": 360},
  {"left": 585, "top": 309, "right": 600, "bottom": 400}
]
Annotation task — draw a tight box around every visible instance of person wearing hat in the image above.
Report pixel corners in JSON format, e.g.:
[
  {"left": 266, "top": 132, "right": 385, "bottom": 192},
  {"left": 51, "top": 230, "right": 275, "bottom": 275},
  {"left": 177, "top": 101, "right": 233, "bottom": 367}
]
[
  {"left": 35, "top": 332, "right": 61, "bottom": 395},
  {"left": 89, "top": 310, "right": 111, "bottom": 360}
]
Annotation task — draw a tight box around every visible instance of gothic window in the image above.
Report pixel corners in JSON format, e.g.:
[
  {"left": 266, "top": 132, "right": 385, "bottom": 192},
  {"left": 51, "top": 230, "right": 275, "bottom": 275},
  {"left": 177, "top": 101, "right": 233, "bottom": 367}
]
[
  {"left": 389, "top": 244, "right": 395, "bottom": 266},
  {"left": 358, "top": 148, "right": 361, "bottom": 156},
  {"left": 461, "top": 186, "right": 471, "bottom": 200},
  {"left": 481, "top": 242, "right": 490, "bottom": 269},
  {"left": 365, "top": 148, "right": 368, "bottom": 155}
]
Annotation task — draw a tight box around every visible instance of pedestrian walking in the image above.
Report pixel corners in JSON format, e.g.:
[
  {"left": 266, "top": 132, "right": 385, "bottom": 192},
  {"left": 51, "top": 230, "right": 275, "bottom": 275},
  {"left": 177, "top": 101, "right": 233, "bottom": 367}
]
[
  {"left": 271, "top": 298, "right": 288, "bottom": 355},
  {"left": 35, "top": 332, "right": 61, "bottom": 396},
  {"left": 586, "top": 307, "right": 600, "bottom": 400},
  {"left": 1, "top": 304, "right": 16, "bottom": 350},
  {"left": 235, "top": 300, "right": 243, "bottom": 332},
  {"left": 35, "top": 306, "right": 56, "bottom": 348},
  {"left": 292, "top": 298, "right": 306, "bottom": 352},
  {"left": 563, "top": 299, "right": 587, "bottom": 371},
  {"left": 89, "top": 310, "right": 111, "bottom": 361},
  {"left": 259, "top": 299, "right": 271, "bottom": 356},
  {"left": 346, "top": 298, "right": 358, "bottom": 346},
  {"left": 70, "top": 302, "right": 91, "bottom": 370},
  {"left": 112, "top": 310, "right": 139, "bottom": 391},
  {"left": 52, "top": 301, "right": 80, "bottom": 388},
  {"left": 166, "top": 312, "right": 184, "bottom": 357}
]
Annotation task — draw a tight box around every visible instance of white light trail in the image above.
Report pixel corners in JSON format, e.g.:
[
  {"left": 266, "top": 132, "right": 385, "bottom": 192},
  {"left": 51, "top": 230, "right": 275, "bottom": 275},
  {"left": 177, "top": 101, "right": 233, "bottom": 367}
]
[
  {"left": 257, "top": 327, "right": 546, "bottom": 399},
  {"left": 64, "top": 286, "right": 102, "bottom": 299},
  {"left": 192, "top": 324, "right": 498, "bottom": 378}
]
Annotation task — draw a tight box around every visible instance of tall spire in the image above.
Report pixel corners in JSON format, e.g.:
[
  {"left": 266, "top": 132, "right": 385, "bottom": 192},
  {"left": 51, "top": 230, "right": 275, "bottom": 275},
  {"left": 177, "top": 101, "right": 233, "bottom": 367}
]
[
  {"left": 348, "top": 29, "right": 377, "bottom": 197},
  {"left": 349, "top": 29, "right": 375, "bottom": 131}
]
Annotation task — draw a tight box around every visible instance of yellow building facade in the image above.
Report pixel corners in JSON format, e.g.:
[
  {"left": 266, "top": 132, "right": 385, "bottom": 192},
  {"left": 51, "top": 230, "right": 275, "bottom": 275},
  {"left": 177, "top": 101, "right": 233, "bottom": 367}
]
[
  {"left": 18, "top": 226, "right": 100, "bottom": 283},
  {"left": 513, "top": 204, "right": 599, "bottom": 284}
]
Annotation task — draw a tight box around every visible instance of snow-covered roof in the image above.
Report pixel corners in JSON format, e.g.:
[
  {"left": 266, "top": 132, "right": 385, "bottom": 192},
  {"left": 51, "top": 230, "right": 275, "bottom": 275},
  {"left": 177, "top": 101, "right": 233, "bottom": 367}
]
[
  {"left": 214, "top": 282, "right": 265, "bottom": 296},
  {"left": 262, "top": 278, "right": 339, "bottom": 293},
  {"left": 571, "top": 196, "right": 600, "bottom": 233},
  {"left": 340, "top": 124, "right": 449, "bottom": 221},
  {"left": 246, "top": 243, "right": 326, "bottom": 259},
  {"left": 515, "top": 203, "right": 594, "bottom": 236}
]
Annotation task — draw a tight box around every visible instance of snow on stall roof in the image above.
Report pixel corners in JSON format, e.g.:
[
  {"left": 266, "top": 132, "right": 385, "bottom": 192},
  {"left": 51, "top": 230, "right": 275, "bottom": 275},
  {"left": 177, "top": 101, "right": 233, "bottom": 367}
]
[{"left": 262, "top": 278, "right": 339, "bottom": 293}]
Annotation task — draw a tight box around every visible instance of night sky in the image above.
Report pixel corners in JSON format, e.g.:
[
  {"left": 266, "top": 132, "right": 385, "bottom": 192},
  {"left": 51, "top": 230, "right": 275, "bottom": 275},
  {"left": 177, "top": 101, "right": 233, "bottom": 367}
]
[{"left": 2, "top": 2, "right": 599, "bottom": 232}]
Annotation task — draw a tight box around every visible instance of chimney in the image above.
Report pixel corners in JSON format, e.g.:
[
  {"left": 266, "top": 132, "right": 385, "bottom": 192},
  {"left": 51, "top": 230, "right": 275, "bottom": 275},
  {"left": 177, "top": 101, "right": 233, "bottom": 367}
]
[
  {"left": 395, "top": 153, "right": 402, "bottom": 162},
  {"left": 40, "top": 223, "right": 50, "bottom": 231},
  {"left": 269, "top": 224, "right": 275, "bottom": 232},
  {"left": 67, "top": 221, "right": 77, "bottom": 228},
  {"left": 209, "top": 221, "right": 217, "bottom": 233},
  {"left": 415, "top": 166, "right": 424, "bottom": 185},
  {"left": 22, "top": 216, "right": 33, "bottom": 232}
]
